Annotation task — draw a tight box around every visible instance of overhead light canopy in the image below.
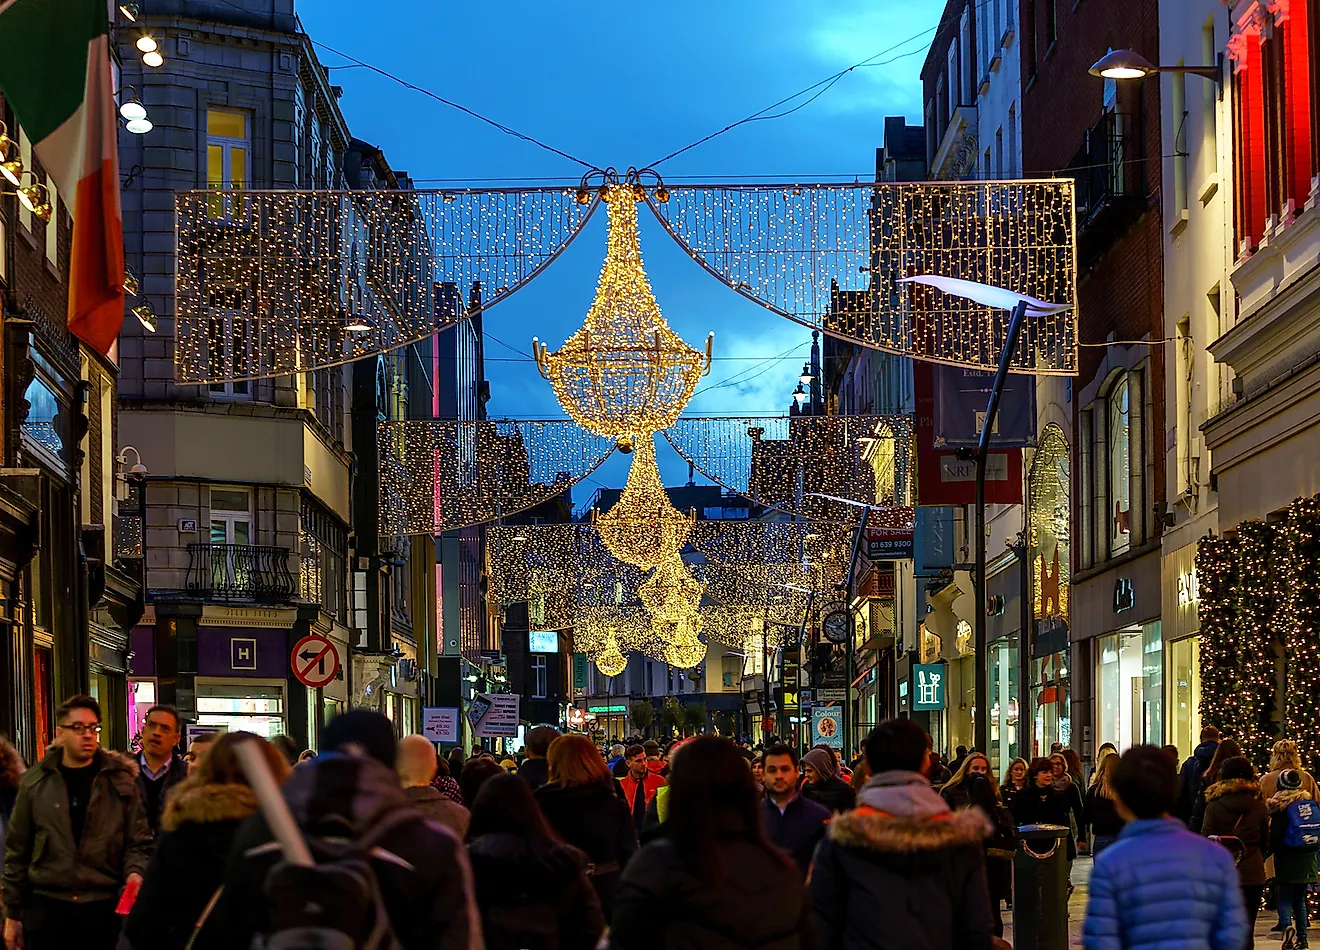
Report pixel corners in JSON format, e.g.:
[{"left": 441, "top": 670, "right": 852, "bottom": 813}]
[
  {"left": 132, "top": 304, "right": 158, "bottom": 333},
  {"left": 119, "top": 90, "right": 147, "bottom": 122},
  {"left": 17, "top": 182, "right": 52, "bottom": 222},
  {"left": 1088, "top": 49, "right": 1156, "bottom": 80},
  {"left": 142, "top": 50, "right": 164, "bottom": 68},
  {"left": 125, "top": 116, "right": 153, "bottom": 134},
  {"left": 0, "top": 158, "right": 21, "bottom": 188},
  {"left": 135, "top": 34, "right": 157, "bottom": 53},
  {"left": 119, "top": 3, "right": 140, "bottom": 20}
]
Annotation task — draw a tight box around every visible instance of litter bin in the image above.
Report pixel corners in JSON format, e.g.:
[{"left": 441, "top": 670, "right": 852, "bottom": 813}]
[{"left": 1012, "top": 823, "right": 1070, "bottom": 950}]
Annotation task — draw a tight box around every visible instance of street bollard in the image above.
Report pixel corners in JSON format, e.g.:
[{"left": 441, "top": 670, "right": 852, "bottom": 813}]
[{"left": 1012, "top": 823, "right": 1071, "bottom": 950}]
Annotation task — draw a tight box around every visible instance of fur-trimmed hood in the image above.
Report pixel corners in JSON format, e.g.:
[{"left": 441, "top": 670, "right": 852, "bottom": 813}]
[
  {"left": 161, "top": 781, "right": 259, "bottom": 831},
  {"left": 1268, "top": 787, "right": 1314, "bottom": 813},
  {"left": 829, "top": 771, "right": 990, "bottom": 864},
  {"left": 1206, "top": 778, "right": 1259, "bottom": 802}
]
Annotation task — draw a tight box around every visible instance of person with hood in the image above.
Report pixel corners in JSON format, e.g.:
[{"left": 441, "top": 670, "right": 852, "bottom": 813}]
[
  {"left": 612, "top": 737, "right": 815, "bottom": 949},
  {"left": 202, "top": 710, "right": 479, "bottom": 950},
  {"left": 468, "top": 773, "right": 604, "bottom": 950},
  {"left": 1190, "top": 738, "right": 1244, "bottom": 834},
  {"left": 121, "top": 732, "right": 289, "bottom": 950},
  {"left": 1199, "top": 756, "right": 1270, "bottom": 947},
  {"left": 939, "top": 752, "right": 996, "bottom": 812},
  {"left": 534, "top": 734, "right": 637, "bottom": 919},
  {"left": 1083, "top": 752, "right": 1127, "bottom": 858},
  {"left": 1268, "top": 769, "right": 1318, "bottom": 945},
  {"left": 1261, "top": 740, "right": 1319, "bottom": 801},
  {"left": 398, "top": 734, "right": 470, "bottom": 838},
  {"left": 1178, "top": 725, "right": 1221, "bottom": 825},
  {"left": 2, "top": 695, "right": 152, "bottom": 950},
  {"left": 810, "top": 718, "right": 993, "bottom": 950},
  {"left": 620, "top": 744, "right": 666, "bottom": 834},
  {"left": 1082, "top": 745, "right": 1246, "bottom": 950},
  {"left": 801, "top": 747, "right": 857, "bottom": 814},
  {"left": 518, "top": 725, "right": 559, "bottom": 792},
  {"left": 761, "top": 744, "right": 830, "bottom": 879}
]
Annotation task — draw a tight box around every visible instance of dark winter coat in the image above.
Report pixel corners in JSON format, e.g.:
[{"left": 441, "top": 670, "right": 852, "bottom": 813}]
[
  {"left": 136, "top": 752, "right": 189, "bottom": 835},
  {"left": 999, "top": 781, "right": 1027, "bottom": 814},
  {"left": 1199, "top": 778, "right": 1270, "bottom": 886},
  {"left": 1013, "top": 782, "right": 1082, "bottom": 860},
  {"left": 1268, "top": 788, "right": 1319, "bottom": 884},
  {"left": 801, "top": 777, "right": 856, "bottom": 815},
  {"left": 201, "top": 753, "right": 479, "bottom": 950},
  {"left": 1177, "top": 740, "right": 1218, "bottom": 824},
  {"left": 810, "top": 771, "right": 994, "bottom": 950},
  {"left": 939, "top": 782, "right": 971, "bottom": 812},
  {"left": 762, "top": 792, "right": 831, "bottom": 878},
  {"left": 518, "top": 757, "right": 551, "bottom": 791},
  {"left": 534, "top": 781, "right": 638, "bottom": 918},
  {"left": 121, "top": 781, "right": 259, "bottom": 950},
  {"left": 0, "top": 748, "right": 151, "bottom": 917},
  {"left": 611, "top": 812, "right": 816, "bottom": 950},
  {"left": 405, "top": 784, "right": 470, "bottom": 838},
  {"left": 1082, "top": 786, "right": 1126, "bottom": 840},
  {"left": 469, "top": 831, "right": 604, "bottom": 950}
]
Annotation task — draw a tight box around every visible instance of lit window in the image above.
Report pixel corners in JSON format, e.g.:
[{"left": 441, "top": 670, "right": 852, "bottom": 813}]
[{"left": 206, "top": 109, "right": 249, "bottom": 217}]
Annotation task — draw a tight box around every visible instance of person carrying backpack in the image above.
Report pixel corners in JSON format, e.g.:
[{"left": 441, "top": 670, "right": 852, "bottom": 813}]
[
  {"left": 201, "top": 710, "right": 480, "bottom": 950},
  {"left": 1268, "top": 769, "right": 1320, "bottom": 948}
]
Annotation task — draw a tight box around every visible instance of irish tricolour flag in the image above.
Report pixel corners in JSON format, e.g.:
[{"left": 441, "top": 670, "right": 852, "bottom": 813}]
[{"left": 0, "top": 0, "right": 123, "bottom": 355}]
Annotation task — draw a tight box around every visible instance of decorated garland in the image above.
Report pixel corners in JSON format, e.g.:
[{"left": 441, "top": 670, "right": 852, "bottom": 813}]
[
  {"left": 1234, "top": 519, "right": 1279, "bottom": 769},
  {"left": 1196, "top": 533, "right": 1238, "bottom": 737},
  {"left": 1283, "top": 495, "right": 1320, "bottom": 765}
]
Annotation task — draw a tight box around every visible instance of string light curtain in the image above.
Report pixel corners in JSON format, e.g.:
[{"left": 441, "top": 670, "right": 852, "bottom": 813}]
[
  {"left": 174, "top": 187, "right": 599, "bottom": 383},
  {"left": 1283, "top": 495, "right": 1320, "bottom": 765},
  {"left": 378, "top": 420, "right": 617, "bottom": 535},
  {"left": 1234, "top": 519, "right": 1281, "bottom": 768},
  {"left": 1195, "top": 534, "right": 1237, "bottom": 737},
  {"left": 534, "top": 183, "right": 713, "bottom": 446},
  {"left": 644, "top": 180, "right": 1077, "bottom": 374},
  {"left": 662, "top": 414, "right": 913, "bottom": 517}
]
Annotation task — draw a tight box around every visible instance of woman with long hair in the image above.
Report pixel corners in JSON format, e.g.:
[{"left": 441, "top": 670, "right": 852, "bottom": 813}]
[
  {"left": 1190, "top": 738, "right": 1243, "bottom": 833},
  {"left": 1082, "top": 752, "right": 1125, "bottom": 857},
  {"left": 967, "top": 771, "right": 1017, "bottom": 937},
  {"left": 611, "top": 737, "right": 813, "bottom": 949},
  {"left": 1201, "top": 757, "right": 1270, "bottom": 946},
  {"left": 534, "top": 734, "right": 637, "bottom": 918},
  {"left": 1015, "top": 756, "right": 1083, "bottom": 894},
  {"left": 123, "top": 732, "right": 289, "bottom": 950},
  {"left": 468, "top": 773, "right": 604, "bottom": 950},
  {"left": 1260, "top": 739, "right": 1319, "bottom": 800},
  {"left": 939, "top": 751, "right": 998, "bottom": 811},
  {"left": 1001, "top": 757, "right": 1029, "bottom": 811}
]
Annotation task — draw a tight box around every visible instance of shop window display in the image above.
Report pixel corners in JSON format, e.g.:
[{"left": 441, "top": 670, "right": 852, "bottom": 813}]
[
  {"left": 1169, "top": 636, "right": 1202, "bottom": 759},
  {"left": 1097, "top": 622, "right": 1163, "bottom": 750}
]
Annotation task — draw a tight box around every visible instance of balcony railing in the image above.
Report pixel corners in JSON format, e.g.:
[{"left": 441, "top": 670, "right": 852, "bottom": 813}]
[{"left": 185, "top": 543, "right": 297, "bottom": 603}]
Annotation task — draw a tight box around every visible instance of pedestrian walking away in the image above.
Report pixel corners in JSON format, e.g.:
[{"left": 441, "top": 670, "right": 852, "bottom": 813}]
[
  {"left": 518, "top": 725, "right": 560, "bottom": 792},
  {"left": 1178, "top": 726, "right": 1221, "bottom": 825},
  {"left": 534, "top": 734, "right": 637, "bottom": 919},
  {"left": 398, "top": 733, "right": 471, "bottom": 838},
  {"left": 469, "top": 773, "right": 605, "bottom": 950},
  {"left": 1082, "top": 745, "right": 1246, "bottom": 950},
  {"left": 1, "top": 695, "right": 152, "bottom": 950},
  {"left": 121, "top": 732, "right": 290, "bottom": 950},
  {"left": 611, "top": 736, "right": 815, "bottom": 950},
  {"left": 1084, "top": 753, "right": 1127, "bottom": 858},
  {"left": 135, "top": 704, "right": 188, "bottom": 835},
  {"left": 201, "top": 709, "right": 480, "bottom": 950},
  {"left": 1198, "top": 756, "right": 1270, "bottom": 948},
  {"left": 1190, "top": 738, "right": 1244, "bottom": 835},
  {"left": 760, "top": 743, "right": 830, "bottom": 879},
  {"left": 1267, "top": 769, "right": 1319, "bottom": 947},
  {"left": 811, "top": 717, "right": 994, "bottom": 950}
]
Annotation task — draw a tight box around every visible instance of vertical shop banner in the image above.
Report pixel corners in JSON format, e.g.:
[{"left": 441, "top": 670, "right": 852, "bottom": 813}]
[
  {"left": 572, "top": 653, "right": 588, "bottom": 691},
  {"left": 812, "top": 705, "right": 844, "bottom": 749},
  {"left": 912, "top": 663, "right": 947, "bottom": 710},
  {"left": 932, "top": 366, "right": 1038, "bottom": 448},
  {"left": 914, "top": 361, "right": 1022, "bottom": 506}
]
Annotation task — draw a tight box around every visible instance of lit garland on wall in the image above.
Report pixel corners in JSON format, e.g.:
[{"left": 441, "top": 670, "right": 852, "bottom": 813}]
[
  {"left": 175, "top": 187, "right": 599, "bottom": 383},
  {"left": 1029, "top": 424, "right": 1070, "bottom": 624},
  {"left": 1234, "top": 519, "right": 1280, "bottom": 768},
  {"left": 645, "top": 179, "right": 1077, "bottom": 374},
  {"left": 534, "top": 182, "right": 712, "bottom": 445},
  {"left": 595, "top": 435, "right": 695, "bottom": 568},
  {"left": 1196, "top": 533, "right": 1238, "bottom": 736},
  {"left": 1283, "top": 495, "right": 1320, "bottom": 765},
  {"left": 379, "top": 420, "right": 617, "bottom": 535}
]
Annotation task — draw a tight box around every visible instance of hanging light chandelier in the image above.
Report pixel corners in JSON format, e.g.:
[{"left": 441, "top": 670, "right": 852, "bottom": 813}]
[
  {"left": 594, "top": 632, "right": 628, "bottom": 677},
  {"left": 596, "top": 434, "right": 695, "bottom": 569},
  {"left": 664, "top": 638, "right": 707, "bottom": 670},
  {"left": 638, "top": 556, "right": 704, "bottom": 624},
  {"left": 534, "top": 172, "right": 713, "bottom": 450}
]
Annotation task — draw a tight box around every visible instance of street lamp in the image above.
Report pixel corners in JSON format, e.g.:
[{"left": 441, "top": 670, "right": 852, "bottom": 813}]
[
  {"left": 898, "top": 274, "right": 1073, "bottom": 756},
  {"left": 798, "top": 363, "right": 814, "bottom": 387},
  {"left": 1089, "top": 49, "right": 1223, "bottom": 91},
  {"left": 792, "top": 383, "right": 807, "bottom": 408},
  {"left": 116, "top": 445, "right": 149, "bottom": 502}
]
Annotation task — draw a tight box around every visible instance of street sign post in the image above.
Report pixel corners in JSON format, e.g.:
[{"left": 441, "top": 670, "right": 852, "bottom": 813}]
[
  {"left": 290, "top": 633, "right": 339, "bottom": 689},
  {"left": 421, "top": 707, "right": 460, "bottom": 744}
]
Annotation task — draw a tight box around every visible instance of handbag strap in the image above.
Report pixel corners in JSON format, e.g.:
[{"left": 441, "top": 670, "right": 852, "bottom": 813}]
[{"left": 184, "top": 885, "right": 223, "bottom": 950}]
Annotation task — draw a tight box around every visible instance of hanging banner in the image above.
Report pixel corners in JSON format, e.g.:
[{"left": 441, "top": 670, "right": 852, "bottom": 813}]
[
  {"left": 912, "top": 663, "right": 947, "bottom": 710},
  {"left": 914, "top": 361, "right": 1022, "bottom": 506},
  {"left": 471, "top": 693, "right": 520, "bottom": 738},
  {"left": 811, "top": 705, "right": 844, "bottom": 749},
  {"left": 933, "top": 366, "right": 1038, "bottom": 448}
]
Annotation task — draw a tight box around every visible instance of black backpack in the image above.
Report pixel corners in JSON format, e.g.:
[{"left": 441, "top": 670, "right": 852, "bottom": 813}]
[{"left": 261, "top": 807, "right": 421, "bottom": 950}]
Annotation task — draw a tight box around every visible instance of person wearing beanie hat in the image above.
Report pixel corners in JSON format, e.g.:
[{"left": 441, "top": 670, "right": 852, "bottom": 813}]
[
  {"left": 202, "top": 710, "right": 479, "bottom": 949},
  {"left": 802, "top": 746, "right": 857, "bottom": 814},
  {"left": 1269, "top": 768, "right": 1318, "bottom": 944}
]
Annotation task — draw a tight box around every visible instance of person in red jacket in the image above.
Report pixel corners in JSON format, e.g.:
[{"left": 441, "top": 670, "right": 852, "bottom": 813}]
[{"left": 619, "top": 744, "right": 666, "bottom": 832}]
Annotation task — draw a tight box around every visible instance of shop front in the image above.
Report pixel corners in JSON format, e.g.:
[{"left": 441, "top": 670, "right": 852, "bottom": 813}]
[
  {"left": 986, "top": 561, "right": 1022, "bottom": 777},
  {"left": 1161, "top": 540, "right": 1203, "bottom": 759},
  {"left": 1094, "top": 622, "right": 1163, "bottom": 750},
  {"left": 922, "top": 572, "right": 976, "bottom": 758}
]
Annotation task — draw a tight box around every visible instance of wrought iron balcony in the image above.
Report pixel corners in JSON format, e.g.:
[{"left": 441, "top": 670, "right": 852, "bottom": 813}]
[{"left": 184, "top": 543, "right": 297, "bottom": 603}]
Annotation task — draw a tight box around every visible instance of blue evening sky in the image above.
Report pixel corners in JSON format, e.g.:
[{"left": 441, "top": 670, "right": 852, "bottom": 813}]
[{"left": 300, "top": 0, "right": 943, "bottom": 491}]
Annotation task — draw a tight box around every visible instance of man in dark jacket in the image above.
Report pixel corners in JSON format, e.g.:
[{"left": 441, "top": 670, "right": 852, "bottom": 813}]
[
  {"left": 1176, "top": 725, "right": 1220, "bottom": 824},
  {"left": 2, "top": 695, "right": 152, "bottom": 950},
  {"left": 136, "top": 703, "right": 188, "bottom": 834},
  {"left": 516, "top": 725, "right": 559, "bottom": 791},
  {"left": 761, "top": 744, "right": 830, "bottom": 877},
  {"left": 811, "top": 718, "right": 994, "bottom": 950},
  {"left": 205, "top": 710, "right": 479, "bottom": 950}
]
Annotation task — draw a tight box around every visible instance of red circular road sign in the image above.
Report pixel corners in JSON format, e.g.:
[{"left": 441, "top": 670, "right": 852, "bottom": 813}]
[{"left": 290, "top": 633, "right": 340, "bottom": 689}]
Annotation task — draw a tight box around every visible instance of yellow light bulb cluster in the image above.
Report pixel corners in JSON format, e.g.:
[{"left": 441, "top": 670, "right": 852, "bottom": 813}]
[{"left": 595, "top": 434, "right": 695, "bottom": 568}]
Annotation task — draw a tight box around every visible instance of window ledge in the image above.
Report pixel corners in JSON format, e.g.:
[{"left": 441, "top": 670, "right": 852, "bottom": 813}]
[
  {"left": 989, "top": 53, "right": 1003, "bottom": 74},
  {"left": 1001, "top": 27, "right": 1015, "bottom": 48},
  {"left": 1169, "top": 208, "right": 1190, "bottom": 236},
  {"left": 1199, "top": 176, "right": 1219, "bottom": 206}
]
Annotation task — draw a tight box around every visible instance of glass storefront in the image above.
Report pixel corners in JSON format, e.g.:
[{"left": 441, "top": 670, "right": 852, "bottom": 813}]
[
  {"left": 1031, "top": 652, "right": 1071, "bottom": 757},
  {"left": 989, "top": 637, "right": 1020, "bottom": 777},
  {"left": 1096, "top": 622, "right": 1163, "bottom": 750},
  {"left": 1168, "top": 635, "right": 1201, "bottom": 759},
  {"left": 195, "top": 680, "right": 286, "bottom": 738}
]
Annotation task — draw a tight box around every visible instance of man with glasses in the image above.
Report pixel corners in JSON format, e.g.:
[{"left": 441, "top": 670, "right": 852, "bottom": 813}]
[
  {"left": 135, "top": 704, "right": 186, "bottom": 833},
  {"left": 1, "top": 695, "right": 151, "bottom": 950}
]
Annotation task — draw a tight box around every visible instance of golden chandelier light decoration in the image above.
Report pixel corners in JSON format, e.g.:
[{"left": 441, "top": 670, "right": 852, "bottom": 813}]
[
  {"left": 596, "top": 434, "right": 696, "bottom": 569},
  {"left": 533, "top": 175, "right": 713, "bottom": 450}
]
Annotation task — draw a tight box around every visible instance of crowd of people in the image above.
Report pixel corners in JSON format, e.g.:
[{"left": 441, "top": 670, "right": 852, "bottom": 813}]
[{"left": 0, "top": 695, "right": 1315, "bottom": 950}]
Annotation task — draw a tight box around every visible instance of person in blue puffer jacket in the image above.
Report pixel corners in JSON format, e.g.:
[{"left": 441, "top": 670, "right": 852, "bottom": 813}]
[{"left": 1084, "top": 745, "right": 1247, "bottom": 950}]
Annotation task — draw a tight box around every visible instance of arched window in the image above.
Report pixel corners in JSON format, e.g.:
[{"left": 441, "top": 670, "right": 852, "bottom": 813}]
[{"left": 1109, "top": 378, "right": 1131, "bottom": 555}]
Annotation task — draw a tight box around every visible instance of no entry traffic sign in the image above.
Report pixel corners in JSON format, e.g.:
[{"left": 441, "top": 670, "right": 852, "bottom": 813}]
[{"left": 290, "top": 633, "right": 340, "bottom": 689}]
